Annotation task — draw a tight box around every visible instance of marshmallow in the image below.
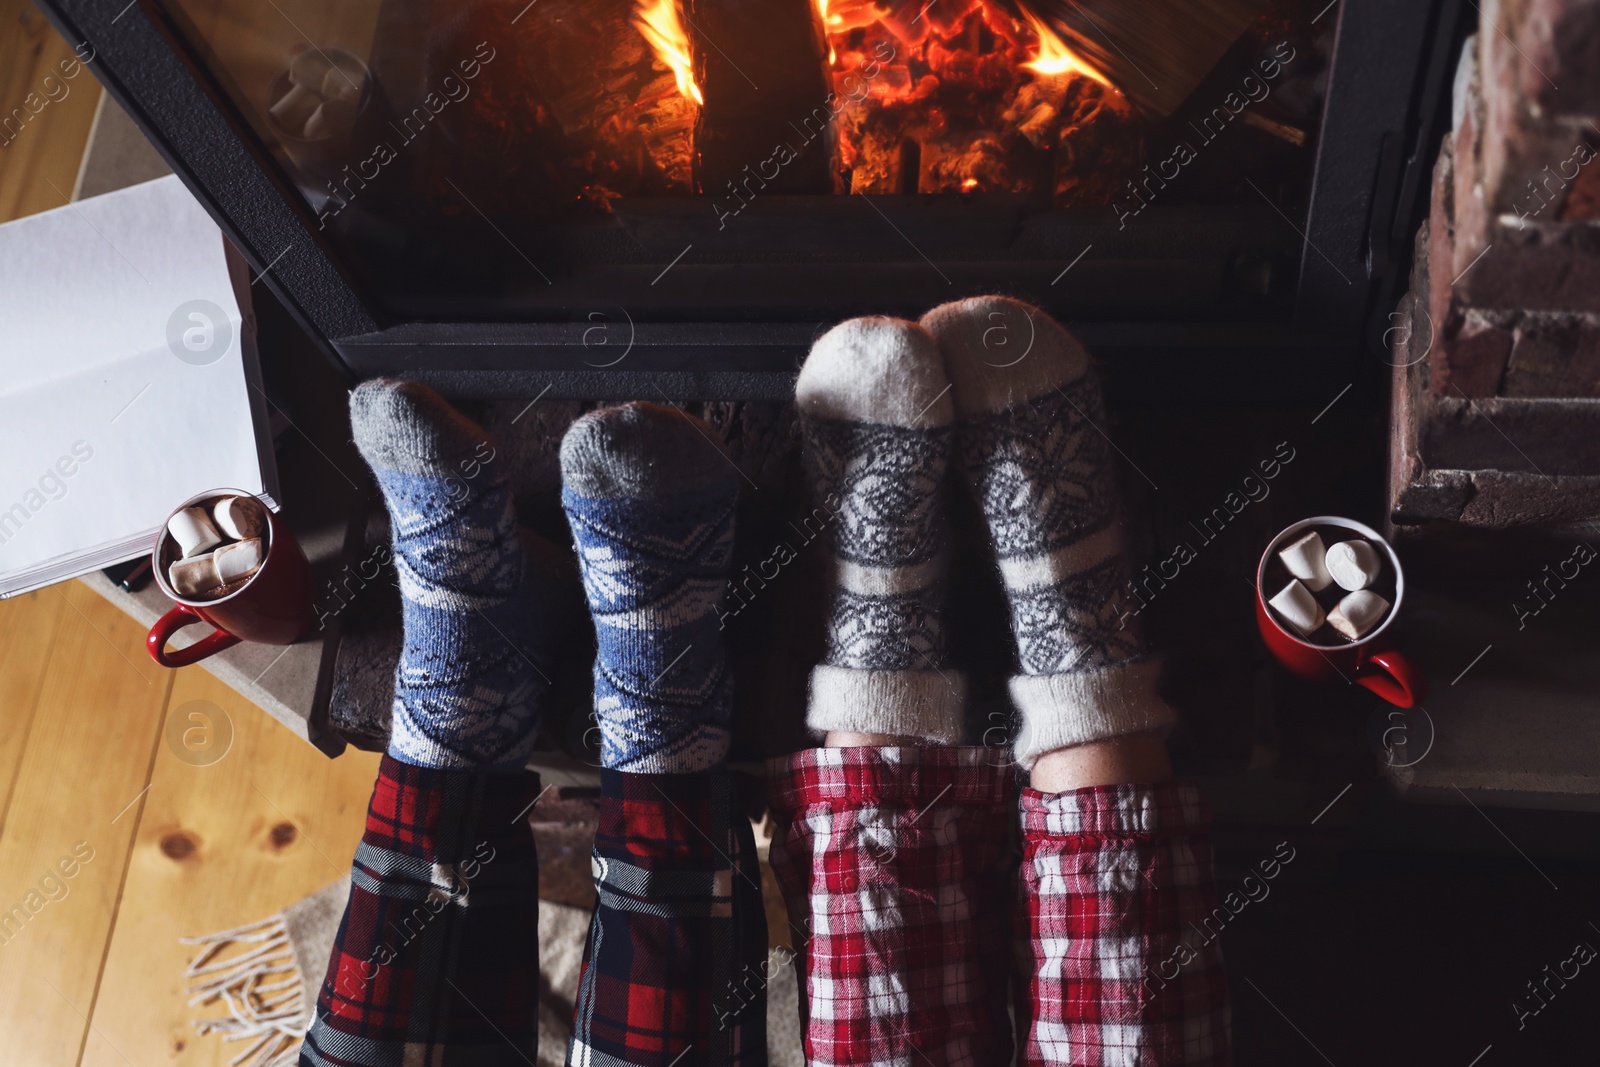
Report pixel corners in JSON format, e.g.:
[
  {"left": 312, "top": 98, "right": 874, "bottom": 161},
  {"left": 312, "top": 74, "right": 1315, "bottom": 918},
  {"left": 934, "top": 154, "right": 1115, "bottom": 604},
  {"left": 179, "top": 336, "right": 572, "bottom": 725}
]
[
  {"left": 269, "top": 82, "right": 320, "bottom": 133},
  {"left": 167, "top": 506, "right": 222, "bottom": 558},
  {"left": 1268, "top": 579, "right": 1324, "bottom": 638},
  {"left": 214, "top": 538, "right": 264, "bottom": 584},
  {"left": 1326, "top": 539, "right": 1382, "bottom": 591},
  {"left": 213, "top": 495, "right": 266, "bottom": 540},
  {"left": 321, "top": 63, "right": 363, "bottom": 103},
  {"left": 1278, "top": 531, "right": 1333, "bottom": 592},
  {"left": 288, "top": 50, "right": 334, "bottom": 91},
  {"left": 169, "top": 553, "right": 220, "bottom": 597},
  {"left": 303, "top": 97, "right": 357, "bottom": 140},
  {"left": 1328, "top": 590, "right": 1390, "bottom": 641}
]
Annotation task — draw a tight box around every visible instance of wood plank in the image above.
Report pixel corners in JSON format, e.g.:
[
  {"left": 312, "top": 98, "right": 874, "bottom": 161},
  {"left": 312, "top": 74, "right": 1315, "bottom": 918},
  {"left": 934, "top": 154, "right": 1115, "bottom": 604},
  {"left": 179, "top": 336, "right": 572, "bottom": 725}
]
[
  {"left": 83, "top": 664, "right": 380, "bottom": 1066},
  {"left": 0, "top": 581, "right": 171, "bottom": 1067},
  {"left": 0, "top": 0, "right": 102, "bottom": 221},
  {"left": 0, "top": 589, "right": 67, "bottom": 837}
]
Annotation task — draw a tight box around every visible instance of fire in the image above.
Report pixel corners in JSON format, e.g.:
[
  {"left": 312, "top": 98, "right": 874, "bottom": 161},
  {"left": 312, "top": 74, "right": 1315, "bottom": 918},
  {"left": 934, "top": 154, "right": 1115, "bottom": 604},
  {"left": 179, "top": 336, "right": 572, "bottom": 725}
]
[
  {"left": 634, "top": 0, "right": 703, "bottom": 105},
  {"left": 807, "top": 0, "right": 1135, "bottom": 200},
  {"left": 1018, "top": 6, "right": 1112, "bottom": 88},
  {"left": 816, "top": 0, "right": 839, "bottom": 63}
]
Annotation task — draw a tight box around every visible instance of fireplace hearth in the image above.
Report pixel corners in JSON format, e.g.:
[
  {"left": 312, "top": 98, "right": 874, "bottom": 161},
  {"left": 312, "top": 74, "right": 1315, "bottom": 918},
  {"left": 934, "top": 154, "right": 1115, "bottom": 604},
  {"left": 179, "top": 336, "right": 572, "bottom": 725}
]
[{"left": 36, "top": 0, "right": 1469, "bottom": 400}]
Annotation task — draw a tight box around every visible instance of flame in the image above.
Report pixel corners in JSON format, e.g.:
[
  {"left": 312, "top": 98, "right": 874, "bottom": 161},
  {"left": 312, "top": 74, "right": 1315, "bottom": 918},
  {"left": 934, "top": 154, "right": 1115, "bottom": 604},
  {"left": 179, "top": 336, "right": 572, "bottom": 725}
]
[
  {"left": 635, "top": 0, "right": 703, "bottom": 105},
  {"left": 816, "top": 0, "right": 839, "bottom": 63},
  {"left": 1018, "top": 6, "right": 1111, "bottom": 88}
]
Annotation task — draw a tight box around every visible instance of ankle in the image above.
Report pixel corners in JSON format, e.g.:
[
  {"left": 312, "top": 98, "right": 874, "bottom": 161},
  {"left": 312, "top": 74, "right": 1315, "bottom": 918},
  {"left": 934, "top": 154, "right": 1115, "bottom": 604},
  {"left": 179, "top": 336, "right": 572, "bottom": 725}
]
[
  {"left": 823, "top": 731, "right": 929, "bottom": 747},
  {"left": 1028, "top": 731, "right": 1173, "bottom": 793}
]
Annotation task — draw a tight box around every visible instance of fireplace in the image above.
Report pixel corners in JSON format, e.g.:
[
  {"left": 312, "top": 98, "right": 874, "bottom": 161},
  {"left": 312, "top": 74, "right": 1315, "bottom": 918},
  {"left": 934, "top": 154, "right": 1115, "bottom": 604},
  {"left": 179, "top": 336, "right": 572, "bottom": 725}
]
[{"left": 36, "top": 0, "right": 1469, "bottom": 400}]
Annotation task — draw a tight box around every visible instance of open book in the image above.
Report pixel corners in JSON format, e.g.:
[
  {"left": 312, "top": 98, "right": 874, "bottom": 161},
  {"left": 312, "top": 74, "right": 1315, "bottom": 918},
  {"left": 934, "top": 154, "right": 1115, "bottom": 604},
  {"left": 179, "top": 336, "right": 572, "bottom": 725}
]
[{"left": 0, "top": 175, "right": 278, "bottom": 597}]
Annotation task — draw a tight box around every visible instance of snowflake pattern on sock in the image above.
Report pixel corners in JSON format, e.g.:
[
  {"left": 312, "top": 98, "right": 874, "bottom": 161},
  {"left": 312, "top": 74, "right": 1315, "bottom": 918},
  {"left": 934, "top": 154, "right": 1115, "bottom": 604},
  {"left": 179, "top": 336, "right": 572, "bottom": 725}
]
[
  {"left": 822, "top": 587, "right": 947, "bottom": 671},
  {"left": 956, "top": 373, "right": 1147, "bottom": 677},
  {"left": 955, "top": 375, "right": 1117, "bottom": 558},
  {"left": 563, "top": 480, "right": 736, "bottom": 773},
  {"left": 805, "top": 418, "right": 950, "bottom": 564},
  {"left": 375, "top": 464, "right": 546, "bottom": 769},
  {"left": 802, "top": 416, "right": 953, "bottom": 672},
  {"left": 1008, "top": 556, "right": 1144, "bottom": 674}
]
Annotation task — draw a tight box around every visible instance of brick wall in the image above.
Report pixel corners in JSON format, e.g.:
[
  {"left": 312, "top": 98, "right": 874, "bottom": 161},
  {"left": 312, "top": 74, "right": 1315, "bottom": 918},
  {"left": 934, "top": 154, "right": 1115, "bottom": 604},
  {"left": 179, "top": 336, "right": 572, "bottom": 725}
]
[
  {"left": 1391, "top": 0, "right": 1600, "bottom": 530},
  {"left": 1433, "top": 0, "right": 1600, "bottom": 398}
]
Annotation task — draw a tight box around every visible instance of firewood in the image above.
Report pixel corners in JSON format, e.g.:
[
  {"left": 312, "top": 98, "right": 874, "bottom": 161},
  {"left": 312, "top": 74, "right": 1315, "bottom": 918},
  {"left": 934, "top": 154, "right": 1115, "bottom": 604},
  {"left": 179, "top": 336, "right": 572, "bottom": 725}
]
[
  {"left": 1050, "top": 80, "right": 1143, "bottom": 206},
  {"left": 996, "top": 0, "right": 1271, "bottom": 117},
  {"left": 385, "top": 0, "right": 696, "bottom": 216},
  {"left": 517, "top": 0, "right": 696, "bottom": 194},
  {"left": 687, "top": 0, "right": 834, "bottom": 194}
]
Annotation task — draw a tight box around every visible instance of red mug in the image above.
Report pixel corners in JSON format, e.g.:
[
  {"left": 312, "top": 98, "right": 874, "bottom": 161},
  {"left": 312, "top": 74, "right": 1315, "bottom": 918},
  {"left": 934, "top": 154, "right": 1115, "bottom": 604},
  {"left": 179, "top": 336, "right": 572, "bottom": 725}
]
[
  {"left": 1254, "top": 515, "right": 1427, "bottom": 707},
  {"left": 146, "top": 489, "right": 316, "bottom": 668}
]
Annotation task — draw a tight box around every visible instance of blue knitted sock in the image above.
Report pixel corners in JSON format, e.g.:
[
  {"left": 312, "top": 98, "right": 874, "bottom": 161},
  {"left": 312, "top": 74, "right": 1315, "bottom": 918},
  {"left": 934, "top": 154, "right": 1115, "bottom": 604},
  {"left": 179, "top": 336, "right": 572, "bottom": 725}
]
[
  {"left": 559, "top": 402, "right": 737, "bottom": 773},
  {"left": 351, "top": 379, "right": 547, "bottom": 770}
]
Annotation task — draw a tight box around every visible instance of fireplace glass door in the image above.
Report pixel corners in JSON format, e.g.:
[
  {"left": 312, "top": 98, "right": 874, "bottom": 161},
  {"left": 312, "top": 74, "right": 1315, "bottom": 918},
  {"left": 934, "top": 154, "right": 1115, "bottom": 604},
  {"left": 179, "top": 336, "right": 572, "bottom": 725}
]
[{"left": 154, "top": 0, "right": 1333, "bottom": 321}]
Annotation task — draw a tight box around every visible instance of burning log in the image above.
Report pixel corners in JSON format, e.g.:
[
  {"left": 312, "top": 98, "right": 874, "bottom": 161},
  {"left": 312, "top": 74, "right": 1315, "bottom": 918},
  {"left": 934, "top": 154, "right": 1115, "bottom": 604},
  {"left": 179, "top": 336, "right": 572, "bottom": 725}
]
[
  {"left": 685, "top": 0, "right": 835, "bottom": 195},
  {"left": 390, "top": 0, "right": 1154, "bottom": 213},
  {"left": 993, "top": 0, "right": 1271, "bottom": 117},
  {"left": 397, "top": 0, "right": 696, "bottom": 216},
  {"left": 1049, "top": 83, "right": 1143, "bottom": 207},
  {"left": 517, "top": 0, "right": 697, "bottom": 197},
  {"left": 824, "top": 0, "right": 1136, "bottom": 203}
]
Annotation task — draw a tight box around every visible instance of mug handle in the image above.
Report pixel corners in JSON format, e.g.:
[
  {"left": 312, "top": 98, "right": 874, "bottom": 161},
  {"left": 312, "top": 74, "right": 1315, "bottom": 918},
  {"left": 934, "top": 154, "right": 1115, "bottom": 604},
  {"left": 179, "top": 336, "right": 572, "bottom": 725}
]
[
  {"left": 1355, "top": 648, "right": 1428, "bottom": 708},
  {"left": 147, "top": 603, "right": 241, "bottom": 667}
]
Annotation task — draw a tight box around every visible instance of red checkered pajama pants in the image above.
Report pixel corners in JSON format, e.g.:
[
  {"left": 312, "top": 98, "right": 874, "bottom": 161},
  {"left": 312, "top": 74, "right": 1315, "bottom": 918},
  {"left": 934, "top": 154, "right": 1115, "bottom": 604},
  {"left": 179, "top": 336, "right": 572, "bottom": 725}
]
[{"left": 769, "top": 747, "right": 1230, "bottom": 1067}]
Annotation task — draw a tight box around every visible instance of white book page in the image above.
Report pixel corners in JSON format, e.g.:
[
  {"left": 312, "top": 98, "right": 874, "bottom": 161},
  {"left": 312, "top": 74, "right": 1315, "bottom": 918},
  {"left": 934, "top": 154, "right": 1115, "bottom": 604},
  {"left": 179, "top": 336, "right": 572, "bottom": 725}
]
[{"left": 0, "top": 176, "right": 266, "bottom": 586}]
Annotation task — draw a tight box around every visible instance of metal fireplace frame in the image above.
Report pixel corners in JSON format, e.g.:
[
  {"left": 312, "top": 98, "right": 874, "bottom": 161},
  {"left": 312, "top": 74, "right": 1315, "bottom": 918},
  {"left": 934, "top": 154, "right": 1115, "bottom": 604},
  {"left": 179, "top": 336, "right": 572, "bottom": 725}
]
[{"left": 35, "top": 0, "right": 1469, "bottom": 401}]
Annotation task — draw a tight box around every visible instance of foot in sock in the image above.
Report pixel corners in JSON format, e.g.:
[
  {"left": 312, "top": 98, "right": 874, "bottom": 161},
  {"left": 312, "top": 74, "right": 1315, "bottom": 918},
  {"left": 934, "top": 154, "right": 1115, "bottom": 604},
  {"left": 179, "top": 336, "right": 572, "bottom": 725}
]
[
  {"left": 350, "top": 379, "right": 550, "bottom": 770},
  {"left": 921, "top": 296, "right": 1174, "bottom": 769},
  {"left": 796, "top": 316, "right": 965, "bottom": 745},
  {"left": 560, "top": 402, "right": 737, "bottom": 773}
]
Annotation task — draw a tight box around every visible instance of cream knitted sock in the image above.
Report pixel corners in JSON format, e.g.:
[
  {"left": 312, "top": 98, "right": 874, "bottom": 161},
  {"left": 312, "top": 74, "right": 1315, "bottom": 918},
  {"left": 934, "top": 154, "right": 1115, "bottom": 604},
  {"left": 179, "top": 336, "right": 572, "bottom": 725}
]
[
  {"left": 922, "top": 296, "right": 1174, "bottom": 769},
  {"left": 796, "top": 316, "right": 966, "bottom": 744}
]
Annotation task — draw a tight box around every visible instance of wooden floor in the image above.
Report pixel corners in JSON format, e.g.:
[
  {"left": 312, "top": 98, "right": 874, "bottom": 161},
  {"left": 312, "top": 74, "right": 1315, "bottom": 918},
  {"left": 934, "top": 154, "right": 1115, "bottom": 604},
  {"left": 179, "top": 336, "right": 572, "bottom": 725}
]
[
  {"left": 0, "top": 587, "right": 379, "bottom": 1067},
  {"left": 0, "top": 0, "right": 99, "bottom": 217},
  {"left": 1, "top": 7, "right": 381, "bottom": 1063}
]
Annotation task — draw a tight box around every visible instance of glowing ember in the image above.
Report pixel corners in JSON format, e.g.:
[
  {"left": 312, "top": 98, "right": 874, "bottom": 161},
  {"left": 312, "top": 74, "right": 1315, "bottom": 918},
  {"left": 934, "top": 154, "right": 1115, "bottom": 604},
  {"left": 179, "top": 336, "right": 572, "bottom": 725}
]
[
  {"left": 634, "top": 0, "right": 703, "bottom": 105},
  {"left": 814, "top": 0, "right": 1137, "bottom": 201},
  {"left": 1018, "top": 5, "right": 1112, "bottom": 88}
]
